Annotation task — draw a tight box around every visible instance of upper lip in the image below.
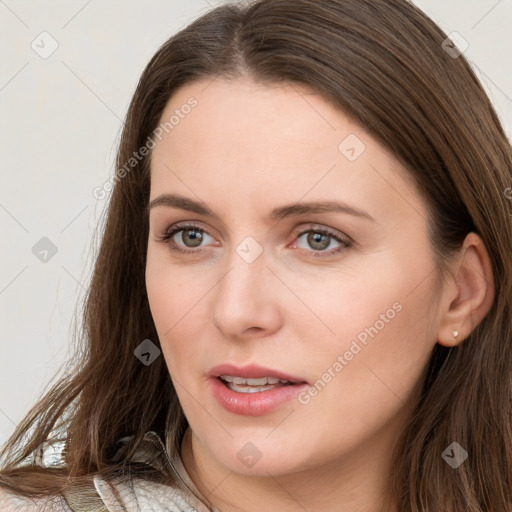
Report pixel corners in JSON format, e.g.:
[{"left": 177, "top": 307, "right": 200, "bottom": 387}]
[{"left": 209, "top": 364, "right": 308, "bottom": 384}]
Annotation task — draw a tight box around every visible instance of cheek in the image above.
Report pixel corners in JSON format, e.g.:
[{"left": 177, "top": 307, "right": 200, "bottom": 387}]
[
  {"left": 146, "top": 251, "right": 174, "bottom": 331},
  {"left": 145, "top": 252, "right": 212, "bottom": 377},
  {"left": 303, "top": 271, "right": 435, "bottom": 427},
  {"left": 145, "top": 246, "right": 201, "bottom": 329},
  {"left": 292, "top": 303, "right": 432, "bottom": 461},
  {"left": 296, "top": 249, "right": 436, "bottom": 384}
]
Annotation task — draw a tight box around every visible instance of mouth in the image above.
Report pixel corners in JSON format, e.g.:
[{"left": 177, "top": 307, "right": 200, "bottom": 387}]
[
  {"left": 209, "top": 363, "right": 308, "bottom": 387},
  {"left": 208, "top": 363, "right": 309, "bottom": 415},
  {"left": 217, "top": 374, "right": 297, "bottom": 393}
]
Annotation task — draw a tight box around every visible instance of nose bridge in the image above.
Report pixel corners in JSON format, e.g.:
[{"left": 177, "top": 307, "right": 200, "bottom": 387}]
[
  {"left": 211, "top": 235, "right": 281, "bottom": 336},
  {"left": 217, "top": 236, "right": 268, "bottom": 307}
]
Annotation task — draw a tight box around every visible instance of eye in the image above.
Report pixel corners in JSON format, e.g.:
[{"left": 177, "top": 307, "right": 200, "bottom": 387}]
[
  {"left": 293, "top": 227, "right": 351, "bottom": 257},
  {"left": 157, "top": 223, "right": 352, "bottom": 258},
  {"left": 157, "top": 223, "right": 216, "bottom": 254}
]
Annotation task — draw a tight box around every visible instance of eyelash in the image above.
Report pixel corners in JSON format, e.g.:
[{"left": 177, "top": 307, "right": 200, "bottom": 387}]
[{"left": 157, "top": 223, "right": 352, "bottom": 258}]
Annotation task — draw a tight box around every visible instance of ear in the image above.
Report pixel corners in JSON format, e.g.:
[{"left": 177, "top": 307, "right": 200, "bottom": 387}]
[{"left": 436, "top": 232, "right": 495, "bottom": 347}]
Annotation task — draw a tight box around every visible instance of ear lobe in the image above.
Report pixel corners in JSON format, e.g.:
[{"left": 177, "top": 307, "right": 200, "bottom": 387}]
[{"left": 436, "top": 233, "right": 495, "bottom": 347}]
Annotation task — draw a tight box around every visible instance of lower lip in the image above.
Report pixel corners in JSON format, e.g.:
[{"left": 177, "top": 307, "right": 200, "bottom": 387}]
[{"left": 210, "top": 377, "right": 309, "bottom": 416}]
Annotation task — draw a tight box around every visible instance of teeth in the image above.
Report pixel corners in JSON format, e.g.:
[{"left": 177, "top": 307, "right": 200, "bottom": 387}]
[
  {"left": 219, "top": 375, "right": 290, "bottom": 386},
  {"left": 227, "top": 383, "right": 280, "bottom": 393}
]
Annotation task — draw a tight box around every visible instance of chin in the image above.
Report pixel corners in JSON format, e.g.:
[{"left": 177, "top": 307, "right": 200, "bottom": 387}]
[{"left": 206, "top": 436, "right": 313, "bottom": 478}]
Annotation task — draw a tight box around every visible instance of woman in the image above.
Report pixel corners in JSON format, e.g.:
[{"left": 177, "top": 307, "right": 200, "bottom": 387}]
[{"left": 1, "top": 0, "right": 511, "bottom": 510}]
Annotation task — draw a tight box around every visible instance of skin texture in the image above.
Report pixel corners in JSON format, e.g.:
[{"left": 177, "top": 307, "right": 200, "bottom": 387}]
[{"left": 145, "top": 77, "right": 494, "bottom": 512}]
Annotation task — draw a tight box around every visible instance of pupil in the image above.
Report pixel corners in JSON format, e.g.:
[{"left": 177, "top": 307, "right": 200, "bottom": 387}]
[
  {"left": 184, "top": 229, "right": 203, "bottom": 247},
  {"left": 308, "top": 232, "right": 329, "bottom": 250}
]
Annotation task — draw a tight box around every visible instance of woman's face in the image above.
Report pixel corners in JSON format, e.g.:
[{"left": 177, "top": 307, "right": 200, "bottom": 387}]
[{"left": 146, "top": 77, "right": 444, "bottom": 477}]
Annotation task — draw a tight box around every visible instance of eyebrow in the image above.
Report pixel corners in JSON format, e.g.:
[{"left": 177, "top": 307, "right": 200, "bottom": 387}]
[{"left": 147, "top": 193, "right": 377, "bottom": 223}]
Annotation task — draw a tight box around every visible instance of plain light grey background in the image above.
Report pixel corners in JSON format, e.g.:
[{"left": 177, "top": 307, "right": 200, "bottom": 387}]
[{"left": 1, "top": 0, "right": 511, "bottom": 448}]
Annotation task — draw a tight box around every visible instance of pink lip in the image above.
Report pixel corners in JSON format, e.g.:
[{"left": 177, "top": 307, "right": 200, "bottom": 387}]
[
  {"left": 208, "top": 364, "right": 309, "bottom": 416},
  {"left": 208, "top": 364, "right": 308, "bottom": 384}
]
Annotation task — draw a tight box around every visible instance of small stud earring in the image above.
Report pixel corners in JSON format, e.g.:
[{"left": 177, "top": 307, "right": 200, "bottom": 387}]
[{"left": 451, "top": 330, "right": 459, "bottom": 339}]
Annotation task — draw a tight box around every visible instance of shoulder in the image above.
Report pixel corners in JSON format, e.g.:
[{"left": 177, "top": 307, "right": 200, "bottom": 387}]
[
  {"left": 95, "top": 475, "right": 212, "bottom": 512},
  {"left": 0, "top": 475, "right": 210, "bottom": 512},
  {"left": 0, "top": 488, "right": 72, "bottom": 511},
  {"left": 0, "top": 431, "right": 213, "bottom": 512},
  {"left": 96, "top": 429, "right": 214, "bottom": 511}
]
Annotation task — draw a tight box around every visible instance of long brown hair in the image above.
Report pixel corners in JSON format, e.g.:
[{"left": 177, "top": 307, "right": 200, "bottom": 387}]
[{"left": 1, "top": 1, "right": 511, "bottom": 510}]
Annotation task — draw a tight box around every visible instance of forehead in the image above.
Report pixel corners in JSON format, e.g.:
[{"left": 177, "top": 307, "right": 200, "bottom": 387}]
[
  {"left": 149, "top": 77, "right": 427, "bottom": 225},
  {"left": 153, "top": 77, "right": 360, "bottom": 161}
]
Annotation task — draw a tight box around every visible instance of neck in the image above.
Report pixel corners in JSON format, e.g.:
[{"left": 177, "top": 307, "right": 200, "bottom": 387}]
[{"left": 180, "top": 424, "right": 401, "bottom": 512}]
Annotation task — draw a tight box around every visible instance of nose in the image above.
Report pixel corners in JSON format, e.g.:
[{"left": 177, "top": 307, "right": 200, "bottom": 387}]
[{"left": 210, "top": 242, "right": 283, "bottom": 340}]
